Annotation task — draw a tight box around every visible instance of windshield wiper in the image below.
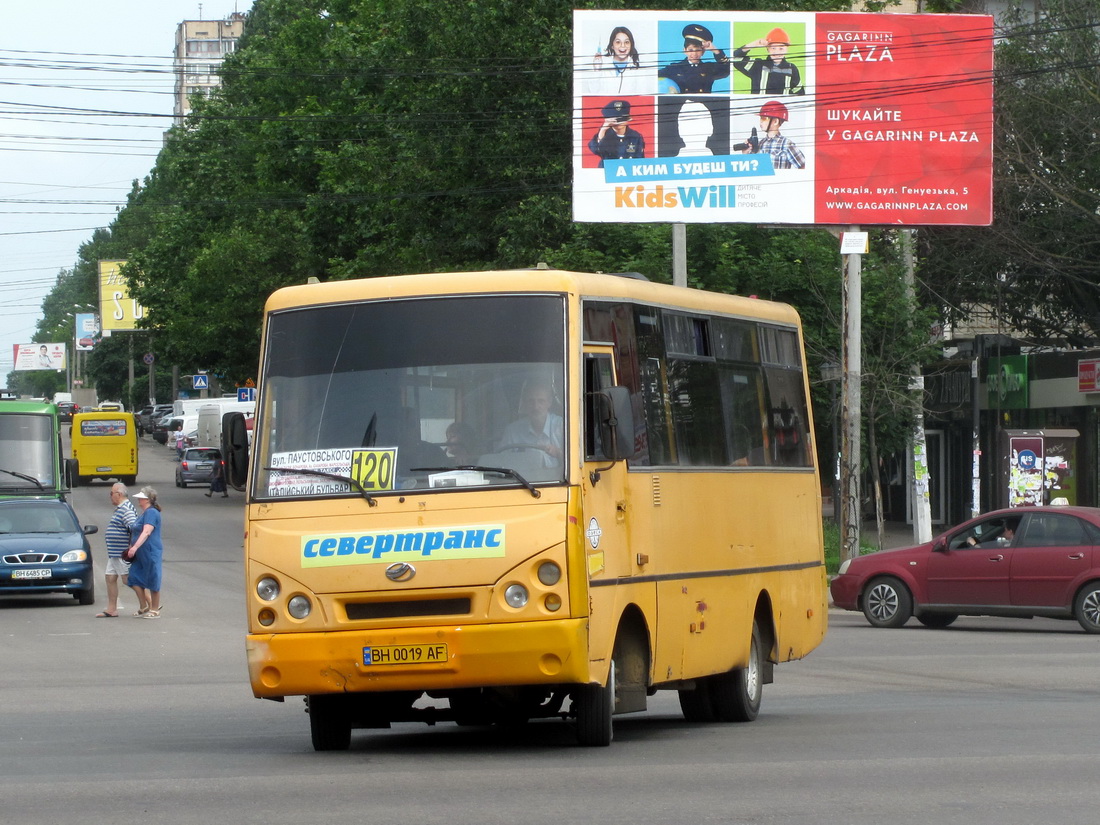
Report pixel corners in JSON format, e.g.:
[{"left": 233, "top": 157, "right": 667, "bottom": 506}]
[
  {"left": 0, "top": 468, "right": 45, "bottom": 490},
  {"left": 411, "top": 465, "right": 542, "bottom": 499},
  {"left": 262, "top": 466, "right": 377, "bottom": 507}
]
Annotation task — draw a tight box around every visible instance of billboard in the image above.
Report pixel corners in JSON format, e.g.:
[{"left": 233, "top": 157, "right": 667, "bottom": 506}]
[
  {"left": 573, "top": 10, "right": 993, "bottom": 226},
  {"left": 75, "top": 312, "right": 100, "bottom": 352},
  {"left": 98, "top": 260, "right": 146, "bottom": 332},
  {"left": 13, "top": 342, "right": 67, "bottom": 371}
]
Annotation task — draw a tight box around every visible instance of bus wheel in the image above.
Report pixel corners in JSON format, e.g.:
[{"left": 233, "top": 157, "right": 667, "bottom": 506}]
[
  {"left": 710, "top": 621, "right": 763, "bottom": 722},
  {"left": 574, "top": 660, "right": 614, "bottom": 747},
  {"left": 307, "top": 695, "right": 351, "bottom": 751},
  {"left": 678, "top": 680, "right": 716, "bottom": 722}
]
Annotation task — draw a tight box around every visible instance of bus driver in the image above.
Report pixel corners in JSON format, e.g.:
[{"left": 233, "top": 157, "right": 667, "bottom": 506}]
[{"left": 496, "top": 378, "right": 563, "bottom": 467}]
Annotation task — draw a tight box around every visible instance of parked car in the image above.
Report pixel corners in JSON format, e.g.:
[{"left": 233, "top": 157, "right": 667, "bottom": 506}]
[
  {"left": 176, "top": 447, "right": 222, "bottom": 488},
  {"left": 137, "top": 403, "right": 172, "bottom": 437},
  {"left": 0, "top": 498, "right": 99, "bottom": 605},
  {"left": 56, "top": 402, "right": 80, "bottom": 423},
  {"left": 152, "top": 414, "right": 175, "bottom": 445},
  {"left": 830, "top": 506, "right": 1100, "bottom": 633}
]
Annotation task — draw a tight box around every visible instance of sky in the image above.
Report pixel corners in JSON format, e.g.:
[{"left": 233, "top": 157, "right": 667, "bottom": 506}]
[{"left": 0, "top": 0, "right": 255, "bottom": 378}]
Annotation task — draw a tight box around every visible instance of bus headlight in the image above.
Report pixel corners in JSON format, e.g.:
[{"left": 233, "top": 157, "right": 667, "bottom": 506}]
[
  {"left": 504, "top": 584, "right": 529, "bottom": 608},
  {"left": 287, "top": 595, "right": 312, "bottom": 619},
  {"left": 256, "top": 577, "right": 280, "bottom": 601},
  {"left": 61, "top": 549, "right": 88, "bottom": 562},
  {"left": 537, "top": 561, "right": 561, "bottom": 586}
]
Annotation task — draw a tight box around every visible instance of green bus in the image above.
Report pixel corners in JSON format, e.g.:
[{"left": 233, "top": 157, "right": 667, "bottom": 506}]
[{"left": 0, "top": 400, "right": 66, "bottom": 498}]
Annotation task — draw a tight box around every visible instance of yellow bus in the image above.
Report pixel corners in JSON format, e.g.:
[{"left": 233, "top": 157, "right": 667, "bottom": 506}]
[
  {"left": 244, "top": 268, "right": 826, "bottom": 749},
  {"left": 70, "top": 410, "right": 138, "bottom": 486}
]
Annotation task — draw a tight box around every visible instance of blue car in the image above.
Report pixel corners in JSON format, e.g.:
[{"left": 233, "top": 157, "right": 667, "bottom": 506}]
[{"left": 0, "top": 498, "right": 98, "bottom": 605}]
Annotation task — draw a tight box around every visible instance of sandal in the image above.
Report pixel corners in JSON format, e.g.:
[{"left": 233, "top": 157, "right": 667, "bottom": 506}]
[
  {"left": 95, "top": 611, "right": 118, "bottom": 618},
  {"left": 142, "top": 610, "right": 160, "bottom": 619},
  {"left": 134, "top": 606, "right": 150, "bottom": 616}
]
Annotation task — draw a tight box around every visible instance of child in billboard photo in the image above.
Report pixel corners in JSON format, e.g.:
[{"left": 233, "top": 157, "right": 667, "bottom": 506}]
[
  {"left": 741, "top": 101, "right": 805, "bottom": 170},
  {"left": 657, "top": 24, "right": 730, "bottom": 94},
  {"left": 732, "top": 27, "right": 805, "bottom": 96},
  {"left": 656, "top": 97, "right": 729, "bottom": 157},
  {"left": 587, "top": 99, "right": 646, "bottom": 167},
  {"left": 584, "top": 25, "right": 648, "bottom": 95}
]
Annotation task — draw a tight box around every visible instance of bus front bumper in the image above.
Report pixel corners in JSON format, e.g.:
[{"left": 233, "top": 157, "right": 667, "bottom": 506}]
[{"left": 246, "top": 617, "right": 591, "bottom": 698}]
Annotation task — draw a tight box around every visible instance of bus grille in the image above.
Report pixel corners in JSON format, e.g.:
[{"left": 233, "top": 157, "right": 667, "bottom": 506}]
[{"left": 345, "top": 597, "right": 472, "bottom": 620}]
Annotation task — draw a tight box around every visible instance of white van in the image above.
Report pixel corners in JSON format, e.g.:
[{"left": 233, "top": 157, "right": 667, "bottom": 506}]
[{"left": 196, "top": 401, "right": 255, "bottom": 448}]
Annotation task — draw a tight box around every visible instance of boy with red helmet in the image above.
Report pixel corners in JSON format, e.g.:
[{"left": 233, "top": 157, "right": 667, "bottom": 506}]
[{"left": 740, "top": 100, "right": 806, "bottom": 170}]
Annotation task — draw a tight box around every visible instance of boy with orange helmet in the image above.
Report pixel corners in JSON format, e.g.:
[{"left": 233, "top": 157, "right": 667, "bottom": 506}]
[{"left": 733, "top": 27, "right": 804, "bottom": 95}]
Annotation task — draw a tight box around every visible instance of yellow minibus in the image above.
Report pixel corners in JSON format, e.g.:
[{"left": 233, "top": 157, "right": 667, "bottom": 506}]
[
  {"left": 70, "top": 410, "right": 138, "bottom": 486},
  {"left": 244, "top": 268, "right": 827, "bottom": 749}
]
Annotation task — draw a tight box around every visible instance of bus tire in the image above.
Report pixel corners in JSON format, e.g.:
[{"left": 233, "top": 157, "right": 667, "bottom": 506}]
[
  {"left": 574, "top": 659, "right": 614, "bottom": 747},
  {"left": 308, "top": 695, "right": 351, "bottom": 751},
  {"left": 710, "top": 621, "right": 763, "bottom": 722},
  {"left": 123, "top": 476, "right": 137, "bottom": 487},
  {"left": 678, "top": 680, "right": 716, "bottom": 723}
]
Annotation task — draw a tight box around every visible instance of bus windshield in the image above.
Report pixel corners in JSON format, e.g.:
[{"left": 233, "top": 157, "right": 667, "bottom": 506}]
[
  {"left": 0, "top": 413, "right": 56, "bottom": 492},
  {"left": 253, "top": 293, "right": 567, "bottom": 499}
]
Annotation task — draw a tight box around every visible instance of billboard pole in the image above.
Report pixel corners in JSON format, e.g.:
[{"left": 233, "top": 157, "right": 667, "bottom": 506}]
[{"left": 672, "top": 224, "right": 687, "bottom": 288}]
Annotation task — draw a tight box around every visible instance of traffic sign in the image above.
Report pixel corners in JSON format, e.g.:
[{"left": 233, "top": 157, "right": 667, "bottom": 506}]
[
  {"left": 143, "top": 352, "right": 155, "bottom": 366},
  {"left": 237, "top": 387, "right": 256, "bottom": 402},
  {"left": 193, "top": 374, "right": 209, "bottom": 390}
]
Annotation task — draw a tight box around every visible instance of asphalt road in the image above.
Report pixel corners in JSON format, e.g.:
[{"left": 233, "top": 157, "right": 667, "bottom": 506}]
[{"left": 2, "top": 437, "right": 1098, "bottom": 825}]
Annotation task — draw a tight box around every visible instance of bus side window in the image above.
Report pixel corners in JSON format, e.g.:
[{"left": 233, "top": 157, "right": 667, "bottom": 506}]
[{"left": 584, "top": 354, "right": 615, "bottom": 460}]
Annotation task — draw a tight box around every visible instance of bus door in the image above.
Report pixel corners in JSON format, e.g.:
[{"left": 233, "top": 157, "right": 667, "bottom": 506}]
[{"left": 581, "top": 348, "right": 644, "bottom": 692}]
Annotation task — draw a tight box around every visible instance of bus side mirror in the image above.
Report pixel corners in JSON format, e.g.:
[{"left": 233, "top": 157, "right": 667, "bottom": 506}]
[{"left": 597, "top": 386, "right": 636, "bottom": 461}]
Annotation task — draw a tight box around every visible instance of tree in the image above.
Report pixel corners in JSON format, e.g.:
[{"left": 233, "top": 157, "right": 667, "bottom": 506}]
[{"left": 920, "top": 0, "right": 1100, "bottom": 345}]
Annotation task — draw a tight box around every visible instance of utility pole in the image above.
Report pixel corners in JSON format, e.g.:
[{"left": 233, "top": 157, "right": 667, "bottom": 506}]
[
  {"left": 839, "top": 227, "right": 863, "bottom": 564},
  {"left": 901, "top": 229, "right": 932, "bottom": 543}
]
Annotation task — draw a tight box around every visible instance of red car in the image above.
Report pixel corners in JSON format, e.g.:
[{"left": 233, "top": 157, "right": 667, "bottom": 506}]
[{"left": 830, "top": 506, "right": 1100, "bottom": 633}]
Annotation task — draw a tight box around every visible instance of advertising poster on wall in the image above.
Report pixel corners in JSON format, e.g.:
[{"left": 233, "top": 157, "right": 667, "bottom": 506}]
[{"left": 573, "top": 10, "right": 993, "bottom": 226}]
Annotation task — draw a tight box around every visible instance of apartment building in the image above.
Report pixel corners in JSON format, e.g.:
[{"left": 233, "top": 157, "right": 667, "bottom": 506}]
[{"left": 173, "top": 12, "right": 246, "bottom": 123}]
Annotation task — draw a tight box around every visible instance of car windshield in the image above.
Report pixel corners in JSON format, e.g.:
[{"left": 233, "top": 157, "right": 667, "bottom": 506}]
[
  {"left": 252, "top": 293, "right": 567, "bottom": 500},
  {"left": 0, "top": 502, "right": 78, "bottom": 534}
]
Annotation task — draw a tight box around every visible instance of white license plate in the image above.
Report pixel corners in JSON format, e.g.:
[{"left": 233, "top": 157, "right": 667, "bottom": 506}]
[{"left": 13, "top": 568, "right": 51, "bottom": 579}]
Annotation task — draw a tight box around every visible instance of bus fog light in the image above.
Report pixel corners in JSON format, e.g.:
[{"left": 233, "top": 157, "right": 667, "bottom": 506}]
[
  {"left": 257, "top": 577, "right": 280, "bottom": 601},
  {"left": 537, "top": 561, "right": 561, "bottom": 586},
  {"left": 544, "top": 593, "right": 562, "bottom": 612},
  {"left": 504, "top": 584, "right": 529, "bottom": 608},
  {"left": 258, "top": 609, "right": 275, "bottom": 627},
  {"left": 287, "top": 595, "right": 312, "bottom": 619}
]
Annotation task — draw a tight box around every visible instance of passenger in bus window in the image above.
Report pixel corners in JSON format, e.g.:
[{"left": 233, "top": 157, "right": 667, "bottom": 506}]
[
  {"left": 445, "top": 421, "right": 480, "bottom": 466},
  {"left": 497, "top": 378, "right": 564, "bottom": 466}
]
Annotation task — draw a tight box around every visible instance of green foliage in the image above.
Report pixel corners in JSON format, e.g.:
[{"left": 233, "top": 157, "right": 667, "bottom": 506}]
[
  {"left": 921, "top": 0, "right": 1100, "bottom": 346},
  {"left": 28, "top": 0, "right": 934, "bottom": 467}
]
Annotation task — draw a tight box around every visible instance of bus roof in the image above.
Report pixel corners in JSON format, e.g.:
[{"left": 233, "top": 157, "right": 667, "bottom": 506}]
[
  {"left": 263, "top": 269, "right": 802, "bottom": 327},
  {"left": 0, "top": 400, "right": 58, "bottom": 415}
]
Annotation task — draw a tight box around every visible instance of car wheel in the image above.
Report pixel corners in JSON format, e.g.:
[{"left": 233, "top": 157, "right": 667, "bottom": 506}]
[
  {"left": 574, "top": 659, "right": 614, "bottom": 746},
  {"left": 917, "top": 612, "right": 958, "bottom": 629},
  {"left": 1073, "top": 581, "right": 1100, "bottom": 634},
  {"left": 710, "top": 620, "right": 763, "bottom": 722},
  {"left": 308, "top": 695, "right": 352, "bottom": 751},
  {"left": 862, "top": 577, "right": 912, "bottom": 628},
  {"left": 76, "top": 584, "right": 95, "bottom": 606}
]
